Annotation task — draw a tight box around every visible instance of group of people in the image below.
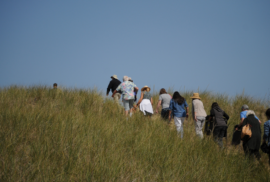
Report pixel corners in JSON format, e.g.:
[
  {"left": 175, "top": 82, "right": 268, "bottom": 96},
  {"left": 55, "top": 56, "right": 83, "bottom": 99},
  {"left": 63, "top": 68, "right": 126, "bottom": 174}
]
[{"left": 106, "top": 75, "right": 270, "bottom": 163}]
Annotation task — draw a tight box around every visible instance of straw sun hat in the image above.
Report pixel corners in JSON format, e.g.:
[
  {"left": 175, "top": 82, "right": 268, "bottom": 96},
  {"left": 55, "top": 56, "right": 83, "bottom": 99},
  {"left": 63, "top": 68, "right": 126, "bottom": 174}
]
[
  {"left": 141, "top": 85, "right": 151, "bottom": 91},
  {"left": 190, "top": 93, "right": 201, "bottom": 99},
  {"left": 111, "top": 75, "right": 118, "bottom": 79}
]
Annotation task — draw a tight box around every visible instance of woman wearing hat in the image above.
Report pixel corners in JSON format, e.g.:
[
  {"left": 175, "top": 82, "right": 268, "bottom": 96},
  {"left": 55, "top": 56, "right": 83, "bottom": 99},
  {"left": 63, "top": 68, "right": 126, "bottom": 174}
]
[
  {"left": 190, "top": 93, "right": 207, "bottom": 139},
  {"left": 136, "top": 86, "right": 153, "bottom": 116}
]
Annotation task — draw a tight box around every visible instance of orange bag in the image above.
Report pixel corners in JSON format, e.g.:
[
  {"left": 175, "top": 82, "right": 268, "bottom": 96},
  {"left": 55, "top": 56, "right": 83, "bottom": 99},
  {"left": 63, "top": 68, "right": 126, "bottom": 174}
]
[{"left": 241, "top": 124, "right": 252, "bottom": 139}]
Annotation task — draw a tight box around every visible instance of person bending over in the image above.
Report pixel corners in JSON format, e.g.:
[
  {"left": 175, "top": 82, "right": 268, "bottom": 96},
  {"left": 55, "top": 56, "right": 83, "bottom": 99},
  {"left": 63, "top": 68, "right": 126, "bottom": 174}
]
[{"left": 136, "top": 86, "right": 153, "bottom": 117}]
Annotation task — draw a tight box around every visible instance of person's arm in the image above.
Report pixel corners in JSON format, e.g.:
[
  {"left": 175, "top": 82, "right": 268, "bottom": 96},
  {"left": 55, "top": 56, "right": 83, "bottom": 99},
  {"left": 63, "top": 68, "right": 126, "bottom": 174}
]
[
  {"left": 223, "top": 112, "right": 229, "bottom": 120},
  {"left": 263, "top": 122, "right": 269, "bottom": 143},
  {"left": 209, "top": 109, "right": 214, "bottom": 121},
  {"left": 168, "top": 110, "right": 172, "bottom": 121},
  {"left": 155, "top": 100, "right": 162, "bottom": 113},
  {"left": 255, "top": 115, "right": 262, "bottom": 124},
  {"left": 192, "top": 101, "right": 196, "bottom": 121},
  {"left": 112, "top": 90, "right": 117, "bottom": 97},
  {"left": 151, "top": 97, "right": 153, "bottom": 105},
  {"left": 106, "top": 81, "right": 112, "bottom": 96},
  {"left": 194, "top": 112, "right": 197, "bottom": 121},
  {"left": 185, "top": 100, "right": 189, "bottom": 119},
  {"left": 168, "top": 100, "right": 173, "bottom": 121},
  {"left": 186, "top": 107, "right": 189, "bottom": 119},
  {"left": 134, "top": 87, "right": 138, "bottom": 93},
  {"left": 136, "top": 92, "right": 144, "bottom": 106},
  {"left": 235, "top": 118, "right": 245, "bottom": 131}
]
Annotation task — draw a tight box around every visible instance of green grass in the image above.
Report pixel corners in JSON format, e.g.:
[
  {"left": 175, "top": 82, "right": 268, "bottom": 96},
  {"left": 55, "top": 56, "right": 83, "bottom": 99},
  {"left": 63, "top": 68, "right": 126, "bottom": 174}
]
[{"left": 0, "top": 86, "right": 269, "bottom": 181}]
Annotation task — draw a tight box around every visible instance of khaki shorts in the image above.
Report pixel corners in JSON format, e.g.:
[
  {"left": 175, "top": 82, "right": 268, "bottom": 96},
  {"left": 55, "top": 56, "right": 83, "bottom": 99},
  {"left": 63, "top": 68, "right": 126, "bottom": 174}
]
[{"left": 113, "top": 93, "right": 121, "bottom": 104}]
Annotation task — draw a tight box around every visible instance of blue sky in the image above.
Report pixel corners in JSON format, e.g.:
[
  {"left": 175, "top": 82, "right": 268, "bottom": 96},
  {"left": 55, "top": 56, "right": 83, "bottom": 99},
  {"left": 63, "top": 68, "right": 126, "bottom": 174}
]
[{"left": 0, "top": 0, "right": 269, "bottom": 99}]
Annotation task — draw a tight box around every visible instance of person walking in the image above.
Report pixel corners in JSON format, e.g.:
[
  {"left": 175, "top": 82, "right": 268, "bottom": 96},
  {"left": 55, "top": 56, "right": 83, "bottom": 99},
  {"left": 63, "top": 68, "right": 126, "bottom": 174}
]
[
  {"left": 263, "top": 108, "right": 270, "bottom": 165},
  {"left": 209, "top": 102, "right": 229, "bottom": 148},
  {"left": 136, "top": 86, "right": 153, "bottom": 116},
  {"left": 168, "top": 92, "right": 189, "bottom": 138},
  {"left": 190, "top": 93, "right": 207, "bottom": 139},
  {"left": 112, "top": 76, "right": 138, "bottom": 116},
  {"left": 106, "top": 75, "right": 122, "bottom": 104},
  {"left": 235, "top": 105, "right": 261, "bottom": 131},
  {"left": 242, "top": 110, "right": 261, "bottom": 161},
  {"left": 155, "top": 88, "right": 172, "bottom": 120}
]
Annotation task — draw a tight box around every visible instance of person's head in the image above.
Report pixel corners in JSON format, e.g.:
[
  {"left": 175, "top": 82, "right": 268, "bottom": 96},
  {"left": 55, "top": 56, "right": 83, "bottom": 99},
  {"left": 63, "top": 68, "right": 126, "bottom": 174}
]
[
  {"left": 266, "top": 108, "right": 270, "bottom": 119},
  {"left": 141, "top": 86, "right": 151, "bottom": 92},
  {"left": 159, "top": 88, "right": 167, "bottom": 95},
  {"left": 241, "top": 104, "right": 249, "bottom": 111},
  {"left": 211, "top": 102, "right": 219, "bottom": 109},
  {"left": 172, "top": 91, "right": 185, "bottom": 105},
  {"left": 190, "top": 93, "right": 201, "bottom": 100},
  {"left": 123, "top": 76, "right": 129, "bottom": 82},
  {"left": 53, "top": 83, "right": 57, "bottom": 89},
  {"left": 111, "top": 75, "right": 118, "bottom": 80}
]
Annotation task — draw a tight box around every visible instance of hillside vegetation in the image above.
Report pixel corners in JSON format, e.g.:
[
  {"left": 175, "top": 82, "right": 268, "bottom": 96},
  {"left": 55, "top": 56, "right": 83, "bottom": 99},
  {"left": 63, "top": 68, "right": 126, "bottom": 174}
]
[{"left": 0, "top": 86, "right": 270, "bottom": 181}]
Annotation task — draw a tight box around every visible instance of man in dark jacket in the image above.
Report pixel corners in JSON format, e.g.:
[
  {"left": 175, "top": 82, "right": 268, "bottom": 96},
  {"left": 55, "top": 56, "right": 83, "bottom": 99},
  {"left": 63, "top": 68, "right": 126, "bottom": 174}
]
[{"left": 107, "top": 75, "right": 122, "bottom": 104}]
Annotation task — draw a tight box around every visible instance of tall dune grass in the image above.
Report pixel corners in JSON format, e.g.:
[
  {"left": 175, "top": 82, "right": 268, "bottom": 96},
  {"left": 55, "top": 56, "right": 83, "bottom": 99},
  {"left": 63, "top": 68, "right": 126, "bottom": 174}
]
[{"left": 0, "top": 86, "right": 269, "bottom": 181}]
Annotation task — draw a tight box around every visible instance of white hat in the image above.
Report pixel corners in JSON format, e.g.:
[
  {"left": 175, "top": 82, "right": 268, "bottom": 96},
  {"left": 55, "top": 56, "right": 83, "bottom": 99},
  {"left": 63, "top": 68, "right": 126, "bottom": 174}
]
[{"left": 111, "top": 75, "right": 118, "bottom": 79}]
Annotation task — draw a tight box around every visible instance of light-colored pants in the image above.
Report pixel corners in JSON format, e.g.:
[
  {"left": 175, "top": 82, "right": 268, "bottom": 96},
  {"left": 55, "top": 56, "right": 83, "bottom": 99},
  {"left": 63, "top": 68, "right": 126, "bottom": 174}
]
[
  {"left": 113, "top": 93, "right": 121, "bottom": 105},
  {"left": 194, "top": 116, "right": 206, "bottom": 139},
  {"left": 122, "top": 99, "right": 134, "bottom": 111},
  {"left": 174, "top": 117, "right": 185, "bottom": 138}
]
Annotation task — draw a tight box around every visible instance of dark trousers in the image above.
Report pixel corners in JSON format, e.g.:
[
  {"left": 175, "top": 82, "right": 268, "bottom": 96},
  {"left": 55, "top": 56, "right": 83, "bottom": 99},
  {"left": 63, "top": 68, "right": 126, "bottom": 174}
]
[
  {"left": 161, "top": 108, "right": 170, "bottom": 120},
  {"left": 243, "top": 143, "right": 261, "bottom": 161},
  {"left": 213, "top": 126, "right": 227, "bottom": 148}
]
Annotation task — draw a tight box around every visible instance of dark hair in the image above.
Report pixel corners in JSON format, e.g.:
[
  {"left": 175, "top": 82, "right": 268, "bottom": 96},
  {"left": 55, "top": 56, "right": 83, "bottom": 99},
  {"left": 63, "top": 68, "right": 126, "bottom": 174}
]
[
  {"left": 159, "top": 88, "right": 167, "bottom": 95},
  {"left": 266, "top": 108, "right": 270, "bottom": 118},
  {"left": 211, "top": 102, "right": 219, "bottom": 109},
  {"left": 53, "top": 83, "right": 57, "bottom": 87},
  {"left": 172, "top": 91, "right": 185, "bottom": 105}
]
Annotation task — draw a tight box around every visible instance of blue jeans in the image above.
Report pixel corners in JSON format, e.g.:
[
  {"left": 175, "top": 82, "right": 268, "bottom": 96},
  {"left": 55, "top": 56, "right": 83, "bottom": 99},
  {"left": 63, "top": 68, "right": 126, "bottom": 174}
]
[{"left": 161, "top": 108, "right": 170, "bottom": 119}]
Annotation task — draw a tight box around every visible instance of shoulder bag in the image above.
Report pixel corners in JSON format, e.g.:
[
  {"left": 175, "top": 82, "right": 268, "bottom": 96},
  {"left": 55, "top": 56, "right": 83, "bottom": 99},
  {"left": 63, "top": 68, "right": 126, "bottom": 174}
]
[{"left": 241, "top": 123, "right": 252, "bottom": 139}]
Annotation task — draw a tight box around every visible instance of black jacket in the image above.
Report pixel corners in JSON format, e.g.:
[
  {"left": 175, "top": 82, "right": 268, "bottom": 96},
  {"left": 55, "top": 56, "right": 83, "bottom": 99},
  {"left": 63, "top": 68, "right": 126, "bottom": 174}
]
[
  {"left": 210, "top": 106, "right": 229, "bottom": 127},
  {"left": 107, "top": 79, "right": 121, "bottom": 95},
  {"left": 242, "top": 114, "right": 261, "bottom": 150}
]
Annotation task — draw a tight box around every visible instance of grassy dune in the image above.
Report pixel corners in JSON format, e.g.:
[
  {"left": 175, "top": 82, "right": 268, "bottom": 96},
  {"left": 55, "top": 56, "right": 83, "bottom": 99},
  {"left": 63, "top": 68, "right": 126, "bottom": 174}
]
[{"left": 1, "top": 86, "right": 270, "bottom": 181}]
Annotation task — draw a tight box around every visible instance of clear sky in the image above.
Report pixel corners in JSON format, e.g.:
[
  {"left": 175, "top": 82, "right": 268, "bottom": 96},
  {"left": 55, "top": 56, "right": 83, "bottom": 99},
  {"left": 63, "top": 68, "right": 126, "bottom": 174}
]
[{"left": 0, "top": 1, "right": 269, "bottom": 99}]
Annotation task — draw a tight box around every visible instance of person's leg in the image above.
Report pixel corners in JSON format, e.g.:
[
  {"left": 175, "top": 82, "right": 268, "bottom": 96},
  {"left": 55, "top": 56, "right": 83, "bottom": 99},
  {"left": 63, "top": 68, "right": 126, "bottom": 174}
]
[
  {"left": 164, "top": 108, "right": 169, "bottom": 120},
  {"left": 129, "top": 99, "right": 134, "bottom": 116},
  {"left": 117, "top": 93, "right": 121, "bottom": 100},
  {"left": 253, "top": 149, "right": 261, "bottom": 161},
  {"left": 180, "top": 117, "right": 185, "bottom": 138},
  {"left": 268, "top": 153, "right": 270, "bottom": 165},
  {"left": 122, "top": 100, "right": 130, "bottom": 116},
  {"left": 195, "top": 116, "right": 205, "bottom": 139},
  {"left": 213, "top": 127, "right": 222, "bottom": 147},
  {"left": 217, "top": 127, "right": 226, "bottom": 148},
  {"left": 242, "top": 142, "right": 249, "bottom": 158},
  {"left": 213, "top": 127, "right": 219, "bottom": 142},
  {"left": 174, "top": 117, "right": 183, "bottom": 138},
  {"left": 161, "top": 108, "right": 170, "bottom": 120},
  {"left": 113, "top": 93, "right": 120, "bottom": 105},
  {"left": 200, "top": 117, "right": 205, "bottom": 138}
]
